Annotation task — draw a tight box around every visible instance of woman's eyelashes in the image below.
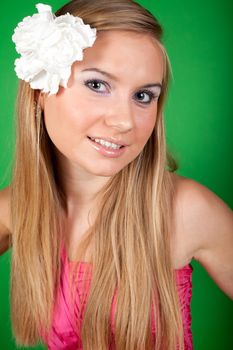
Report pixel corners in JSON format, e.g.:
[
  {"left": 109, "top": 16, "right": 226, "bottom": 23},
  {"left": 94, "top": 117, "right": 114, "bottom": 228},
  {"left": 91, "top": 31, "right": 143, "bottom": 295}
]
[
  {"left": 84, "top": 79, "right": 109, "bottom": 93},
  {"left": 134, "top": 90, "right": 157, "bottom": 105},
  {"left": 83, "top": 78, "right": 159, "bottom": 105}
]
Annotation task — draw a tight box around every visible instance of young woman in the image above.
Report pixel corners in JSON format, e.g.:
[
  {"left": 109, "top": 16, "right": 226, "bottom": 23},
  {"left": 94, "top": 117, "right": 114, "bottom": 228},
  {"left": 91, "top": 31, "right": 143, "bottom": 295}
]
[{"left": 0, "top": 1, "right": 232, "bottom": 349}]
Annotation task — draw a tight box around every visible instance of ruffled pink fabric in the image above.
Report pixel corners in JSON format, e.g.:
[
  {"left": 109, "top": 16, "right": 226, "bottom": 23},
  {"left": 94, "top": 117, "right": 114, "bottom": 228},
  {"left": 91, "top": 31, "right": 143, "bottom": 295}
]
[{"left": 43, "top": 245, "right": 193, "bottom": 349}]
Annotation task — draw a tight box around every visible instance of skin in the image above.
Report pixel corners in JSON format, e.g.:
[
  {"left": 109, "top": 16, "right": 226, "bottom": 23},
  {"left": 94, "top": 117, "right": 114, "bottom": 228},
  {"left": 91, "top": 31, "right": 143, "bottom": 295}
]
[
  {"left": 40, "top": 30, "right": 164, "bottom": 206},
  {"left": 0, "top": 30, "right": 232, "bottom": 299},
  {"left": 39, "top": 30, "right": 164, "bottom": 252}
]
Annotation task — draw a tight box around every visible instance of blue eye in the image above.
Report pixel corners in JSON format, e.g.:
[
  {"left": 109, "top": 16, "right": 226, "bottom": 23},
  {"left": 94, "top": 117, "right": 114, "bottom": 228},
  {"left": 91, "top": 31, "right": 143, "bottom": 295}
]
[
  {"left": 84, "top": 79, "right": 159, "bottom": 105},
  {"left": 134, "top": 90, "right": 157, "bottom": 104},
  {"left": 84, "top": 79, "right": 108, "bottom": 93}
]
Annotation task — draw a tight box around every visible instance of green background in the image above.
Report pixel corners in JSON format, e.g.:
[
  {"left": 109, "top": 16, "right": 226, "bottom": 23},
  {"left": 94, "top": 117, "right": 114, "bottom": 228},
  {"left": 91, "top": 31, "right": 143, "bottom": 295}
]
[{"left": 0, "top": 0, "right": 232, "bottom": 349}]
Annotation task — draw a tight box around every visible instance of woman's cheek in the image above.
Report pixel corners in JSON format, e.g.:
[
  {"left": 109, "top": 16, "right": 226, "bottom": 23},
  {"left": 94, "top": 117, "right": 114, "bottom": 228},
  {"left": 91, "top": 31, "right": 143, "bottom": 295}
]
[{"left": 135, "top": 111, "right": 157, "bottom": 134}]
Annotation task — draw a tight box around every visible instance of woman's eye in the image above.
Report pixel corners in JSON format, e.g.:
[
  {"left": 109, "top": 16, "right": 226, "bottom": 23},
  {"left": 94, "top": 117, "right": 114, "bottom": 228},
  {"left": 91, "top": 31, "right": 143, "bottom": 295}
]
[
  {"left": 134, "top": 90, "right": 157, "bottom": 104},
  {"left": 84, "top": 80, "right": 158, "bottom": 104},
  {"left": 84, "top": 79, "right": 108, "bottom": 93}
]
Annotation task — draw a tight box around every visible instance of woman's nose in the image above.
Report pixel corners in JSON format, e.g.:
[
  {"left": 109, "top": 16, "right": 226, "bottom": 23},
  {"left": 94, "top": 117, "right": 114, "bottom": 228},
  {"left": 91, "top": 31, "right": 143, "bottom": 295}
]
[{"left": 104, "top": 98, "right": 135, "bottom": 132}]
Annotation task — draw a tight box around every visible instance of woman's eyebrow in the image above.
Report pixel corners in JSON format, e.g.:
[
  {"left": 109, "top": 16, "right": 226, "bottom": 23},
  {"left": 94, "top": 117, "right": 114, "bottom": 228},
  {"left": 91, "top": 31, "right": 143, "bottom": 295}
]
[{"left": 81, "top": 67, "right": 162, "bottom": 90}]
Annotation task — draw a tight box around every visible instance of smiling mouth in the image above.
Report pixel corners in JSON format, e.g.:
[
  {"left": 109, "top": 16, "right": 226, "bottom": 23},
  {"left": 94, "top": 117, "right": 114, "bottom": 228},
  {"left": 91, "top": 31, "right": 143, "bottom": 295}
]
[{"left": 87, "top": 136, "right": 125, "bottom": 148}]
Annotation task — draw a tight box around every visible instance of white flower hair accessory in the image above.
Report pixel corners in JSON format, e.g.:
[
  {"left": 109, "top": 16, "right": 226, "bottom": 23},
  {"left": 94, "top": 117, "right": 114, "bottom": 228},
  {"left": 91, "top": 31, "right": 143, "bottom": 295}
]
[{"left": 12, "top": 3, "right": 97, "bottom": 95}]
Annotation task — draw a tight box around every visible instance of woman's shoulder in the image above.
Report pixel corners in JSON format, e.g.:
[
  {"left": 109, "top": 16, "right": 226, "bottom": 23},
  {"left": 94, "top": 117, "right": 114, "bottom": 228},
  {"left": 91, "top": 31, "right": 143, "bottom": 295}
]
[
  {"left": 0, "top": 185, "right": 11, "bottom": 235},
  {"left": 0, "top": 185, "right": 11, "bottom": 255},
  {"left": 171, "top": 172, "right": 232, "bottom": 230},
  {"left": 170, "top": 173, "right": 233, "bottom": 287},
  {"left": 171, "top": 172, "right": 231, "bottom": 240}
]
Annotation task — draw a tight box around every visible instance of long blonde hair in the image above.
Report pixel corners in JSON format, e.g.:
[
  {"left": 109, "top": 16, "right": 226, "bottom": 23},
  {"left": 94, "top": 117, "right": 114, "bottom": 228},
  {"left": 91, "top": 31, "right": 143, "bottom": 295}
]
[{"left": 10, "top": 0, "right": 184, "bottom": 349}]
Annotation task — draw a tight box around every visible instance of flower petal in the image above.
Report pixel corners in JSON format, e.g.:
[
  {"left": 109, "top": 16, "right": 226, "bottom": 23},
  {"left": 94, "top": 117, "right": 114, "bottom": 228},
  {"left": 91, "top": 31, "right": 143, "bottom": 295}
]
[{"left": 12, "top": 2, "right": 97, "bottom": 95}]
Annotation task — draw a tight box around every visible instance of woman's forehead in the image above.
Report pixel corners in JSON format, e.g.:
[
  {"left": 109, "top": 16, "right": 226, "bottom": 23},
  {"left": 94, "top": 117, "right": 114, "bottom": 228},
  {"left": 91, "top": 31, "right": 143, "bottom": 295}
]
[{"left": 74, "top": 30, "right": 164, "bottom": 83}]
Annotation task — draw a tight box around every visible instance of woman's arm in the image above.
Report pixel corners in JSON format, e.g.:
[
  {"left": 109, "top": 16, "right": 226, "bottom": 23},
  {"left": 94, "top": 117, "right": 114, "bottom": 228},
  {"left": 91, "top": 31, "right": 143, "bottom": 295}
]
[
  {"left": 0, "top": 186, "right": 11, "bottom": 255},
  {"left": 175, "top": 175, "right": 233, "bottom": 300}
]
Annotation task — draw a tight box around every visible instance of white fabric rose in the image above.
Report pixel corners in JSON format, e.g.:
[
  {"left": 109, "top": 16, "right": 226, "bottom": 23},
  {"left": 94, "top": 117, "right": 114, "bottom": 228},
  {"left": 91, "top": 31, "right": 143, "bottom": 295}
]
[{"left": 12, "top": 3, "right": 97, "bottom": 95}]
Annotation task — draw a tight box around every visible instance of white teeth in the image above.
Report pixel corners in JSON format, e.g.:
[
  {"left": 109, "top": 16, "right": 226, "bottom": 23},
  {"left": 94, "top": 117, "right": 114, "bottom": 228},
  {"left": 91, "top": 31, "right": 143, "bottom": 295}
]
[{"left": 92, "top": 138, "right": 121, "bottom": 149}]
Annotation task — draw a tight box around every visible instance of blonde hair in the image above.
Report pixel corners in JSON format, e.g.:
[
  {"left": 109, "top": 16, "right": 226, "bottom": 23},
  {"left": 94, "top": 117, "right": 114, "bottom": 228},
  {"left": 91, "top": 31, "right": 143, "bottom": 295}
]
[{"left": 10, "top": 0, "right": 184, "bottom": 349}]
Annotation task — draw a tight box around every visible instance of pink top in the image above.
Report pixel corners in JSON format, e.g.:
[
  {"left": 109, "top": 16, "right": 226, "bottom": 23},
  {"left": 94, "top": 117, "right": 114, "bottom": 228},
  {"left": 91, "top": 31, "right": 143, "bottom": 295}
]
[{"left": 43, "top": 245, "right": 193, "bottom": 349}]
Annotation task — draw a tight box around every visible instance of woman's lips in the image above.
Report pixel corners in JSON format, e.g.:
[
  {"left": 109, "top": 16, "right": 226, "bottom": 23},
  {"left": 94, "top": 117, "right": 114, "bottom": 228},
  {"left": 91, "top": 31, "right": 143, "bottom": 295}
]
[
  {"left": 87, "top": 135, "right": 127, "bottom": 147},
  {"left": 87, "top": 136, "right": 127, "bottom": 158}
]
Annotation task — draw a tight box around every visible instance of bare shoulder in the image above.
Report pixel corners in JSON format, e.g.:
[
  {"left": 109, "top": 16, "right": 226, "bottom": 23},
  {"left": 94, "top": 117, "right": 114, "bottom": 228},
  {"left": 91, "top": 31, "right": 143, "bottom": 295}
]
[
  {"left": 0, "top": 186, "right": 12, "bottom": 255},
  {"left": 171, "top": 172, "right": 233, "bottom": 250},
  {"left": 0, "top": 185, "right": 11, "bottom": 234},
  {"left": 171, "top": 172, "right": 233, "bottom": 299}
]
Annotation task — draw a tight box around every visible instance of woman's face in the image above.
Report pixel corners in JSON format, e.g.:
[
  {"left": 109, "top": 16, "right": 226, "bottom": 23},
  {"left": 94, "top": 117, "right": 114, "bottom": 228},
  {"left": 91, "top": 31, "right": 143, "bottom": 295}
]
[{"left": 42, "top": 30, "right": 164, "bottom": 177}]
